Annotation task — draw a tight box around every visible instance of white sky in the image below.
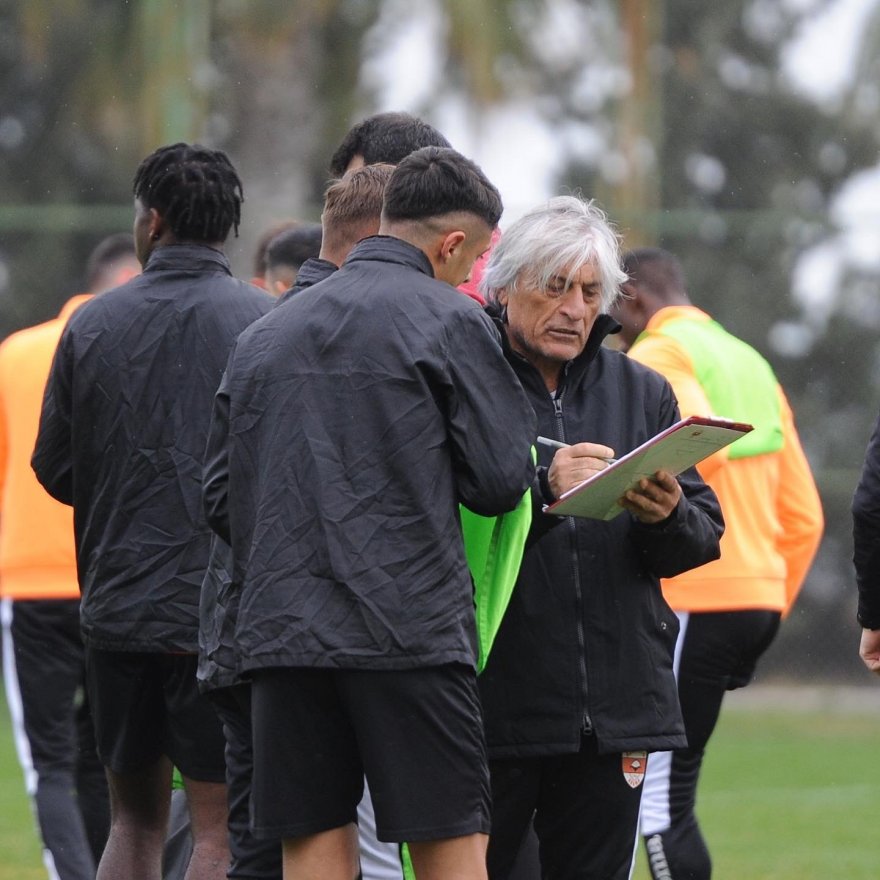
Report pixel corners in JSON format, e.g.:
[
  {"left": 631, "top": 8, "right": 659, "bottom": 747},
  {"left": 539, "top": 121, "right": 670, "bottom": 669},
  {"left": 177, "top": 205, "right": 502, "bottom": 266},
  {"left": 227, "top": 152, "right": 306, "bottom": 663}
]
[{"left": 365, "top": 0, "right": 880, "bottom": 318}]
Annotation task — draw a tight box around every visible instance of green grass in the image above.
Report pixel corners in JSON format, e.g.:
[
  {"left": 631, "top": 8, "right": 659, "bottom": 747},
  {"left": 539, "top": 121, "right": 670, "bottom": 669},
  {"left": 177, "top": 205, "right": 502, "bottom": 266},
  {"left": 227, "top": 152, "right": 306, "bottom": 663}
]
[
  {"left": 0, "top": 690, "right": 45, "bottom": 880},
  {"left": 0, "top": 687, "right": 876, "bottom": 879},
  {"left": 632, "top": 705, "right": 878, "bottom": 880}
]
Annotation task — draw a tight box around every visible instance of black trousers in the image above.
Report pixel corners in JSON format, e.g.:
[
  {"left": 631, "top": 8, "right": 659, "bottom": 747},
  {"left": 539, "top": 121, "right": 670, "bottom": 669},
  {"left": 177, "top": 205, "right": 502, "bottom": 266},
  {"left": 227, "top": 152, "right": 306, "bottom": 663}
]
[
  {"left": 1, "top": 597, "right": 109, "bottom": 880},
  {"left": 488, "top": 734, "right": 644, "bottom": 880},
  {"left": 640, "top": 609, "right": 780, "bottom": 880},
  {"left": 209, "top": 682, "right": 282, "bottom": 879}
]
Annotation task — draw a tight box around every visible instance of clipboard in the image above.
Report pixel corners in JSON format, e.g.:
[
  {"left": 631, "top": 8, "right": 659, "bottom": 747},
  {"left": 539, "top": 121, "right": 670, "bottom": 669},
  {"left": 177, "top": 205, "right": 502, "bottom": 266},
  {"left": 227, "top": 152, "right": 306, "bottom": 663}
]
[{"left": 543, "top": 415, "right": 753, "bottom": 521}]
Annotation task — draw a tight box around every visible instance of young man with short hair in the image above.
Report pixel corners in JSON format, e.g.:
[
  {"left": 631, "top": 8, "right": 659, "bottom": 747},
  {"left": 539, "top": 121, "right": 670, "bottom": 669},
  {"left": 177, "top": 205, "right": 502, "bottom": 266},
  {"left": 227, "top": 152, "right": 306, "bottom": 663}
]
[
  {"left": 33, "top": 142, "right": 274, "bottom": 880},
  {"left": 203, "top": 146, "right": 536, "bottom": 880}
]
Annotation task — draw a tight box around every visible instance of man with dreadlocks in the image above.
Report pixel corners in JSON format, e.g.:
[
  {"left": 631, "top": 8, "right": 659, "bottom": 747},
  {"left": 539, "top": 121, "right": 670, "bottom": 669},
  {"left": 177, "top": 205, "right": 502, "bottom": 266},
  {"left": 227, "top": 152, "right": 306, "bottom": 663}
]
[{"left": 33, "top": 142, "right": 273, "bottom": 880}]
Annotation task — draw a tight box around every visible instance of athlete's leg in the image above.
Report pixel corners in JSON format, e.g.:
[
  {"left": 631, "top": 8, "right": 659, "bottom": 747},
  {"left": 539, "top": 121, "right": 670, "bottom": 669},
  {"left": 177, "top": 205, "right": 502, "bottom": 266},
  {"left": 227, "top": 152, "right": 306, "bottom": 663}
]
[
  {"left": 96, "top": 756, "right": 172, "bottom": 880},
  {"left": 3, "top": 598, "right": 103, "bottom": 880}
]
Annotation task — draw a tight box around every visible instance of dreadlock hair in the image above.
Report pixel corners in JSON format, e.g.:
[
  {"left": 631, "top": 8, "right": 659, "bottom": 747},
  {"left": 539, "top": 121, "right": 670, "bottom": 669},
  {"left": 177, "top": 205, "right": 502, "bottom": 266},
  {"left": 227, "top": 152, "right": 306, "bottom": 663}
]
[{"left": 132, "top": 143, "right": 244, "bottom": 243}]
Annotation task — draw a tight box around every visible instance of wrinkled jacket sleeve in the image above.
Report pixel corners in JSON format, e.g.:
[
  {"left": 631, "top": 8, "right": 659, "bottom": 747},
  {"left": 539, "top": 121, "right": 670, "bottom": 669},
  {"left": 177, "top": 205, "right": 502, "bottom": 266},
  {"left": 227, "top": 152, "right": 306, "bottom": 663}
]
[
  {"left": 853, "top": 408, "right": 880, "bottom": 628},
  {"left": 443, "top": 309, "right": 536, "bottom": 517},
  {"left": 203, "top": 359, "right": 233, "bottom": 545},
  {"left": 31, "top": 327, "right": 75, "bottom": 505},
  {"left": 629, "top": 384, "right": 724, "bottom": 578}
]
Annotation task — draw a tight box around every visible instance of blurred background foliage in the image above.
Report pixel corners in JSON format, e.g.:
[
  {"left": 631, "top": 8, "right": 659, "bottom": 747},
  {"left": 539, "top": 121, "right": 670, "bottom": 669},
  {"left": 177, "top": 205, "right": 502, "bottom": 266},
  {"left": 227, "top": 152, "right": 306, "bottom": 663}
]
[{"left": 1, "top": 0, "right": 879, "bottom": 681}]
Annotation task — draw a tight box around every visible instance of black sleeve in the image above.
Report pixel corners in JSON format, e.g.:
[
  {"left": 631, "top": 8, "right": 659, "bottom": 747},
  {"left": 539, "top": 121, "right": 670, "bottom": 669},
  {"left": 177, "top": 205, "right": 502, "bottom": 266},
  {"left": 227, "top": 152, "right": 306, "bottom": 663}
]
[
  {"left": 203, "top": 359, "right": 233, "bottom": 545},
  {"left": 629, "top": 384, "right": 724, "bottom": 578},
  {"left": 31, "top": 327, "right": 75, "bottom": 505},
  {"left": 853, "top": 409, "right": 880, "bottom": 628},
  {"left": 443, "top": 309, "right": 537, "bottom": 517}
]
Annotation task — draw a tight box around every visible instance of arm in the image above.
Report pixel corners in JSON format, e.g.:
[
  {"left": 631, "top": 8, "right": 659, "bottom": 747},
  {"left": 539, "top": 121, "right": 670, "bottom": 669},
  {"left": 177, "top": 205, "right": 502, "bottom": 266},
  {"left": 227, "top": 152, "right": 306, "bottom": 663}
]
[
  {"left": 31, "top": 329, "right": 75, "bottom": 504},
  {"left": 626, "top": 382, "right": 724, "bottom": 578},
  {"left": 444, "top": 310, "right": 536, "bottom": 516},
  {"left": 202, "top": 361, "right": 233, "bottom": 545},
  {"left": 774, "top": 390, "right": 823, "bottom": 613},
  {"left": 852, "top": 407, "right": 880, "bottom": 672}
]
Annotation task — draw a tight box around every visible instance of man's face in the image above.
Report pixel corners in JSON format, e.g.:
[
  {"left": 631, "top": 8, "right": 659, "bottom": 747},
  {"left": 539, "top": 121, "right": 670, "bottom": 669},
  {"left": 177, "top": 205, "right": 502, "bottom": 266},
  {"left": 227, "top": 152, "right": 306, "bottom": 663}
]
[
  {"left": 611, "top": 283, "right": 646, "bottom": 350},
  {"left": 499, "top": 261, "right": 603, "bottom": 390}
]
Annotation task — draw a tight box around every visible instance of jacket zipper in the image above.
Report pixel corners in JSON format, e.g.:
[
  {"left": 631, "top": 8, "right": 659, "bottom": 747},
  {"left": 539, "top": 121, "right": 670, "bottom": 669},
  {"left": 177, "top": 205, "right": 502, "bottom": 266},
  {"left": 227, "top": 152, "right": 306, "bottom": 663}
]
[{"left": 553, "top": 395, "right": 593, "bottom": 736}]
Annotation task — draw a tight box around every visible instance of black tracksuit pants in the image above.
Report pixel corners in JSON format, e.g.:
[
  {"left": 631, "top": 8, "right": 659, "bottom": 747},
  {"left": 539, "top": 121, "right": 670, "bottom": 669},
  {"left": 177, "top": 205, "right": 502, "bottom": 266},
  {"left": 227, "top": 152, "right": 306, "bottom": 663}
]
[
  {"left": 1, "top": 598, "right": 109, "bottom": 880},
  {"left": 639, "top": 609, "right": 780, "bottom": 880}
]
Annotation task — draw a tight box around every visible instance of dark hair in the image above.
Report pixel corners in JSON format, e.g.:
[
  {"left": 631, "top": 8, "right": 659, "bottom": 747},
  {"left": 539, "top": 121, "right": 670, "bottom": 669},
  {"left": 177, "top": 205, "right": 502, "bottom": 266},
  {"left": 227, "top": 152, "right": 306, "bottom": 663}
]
[
  {"left": 85, "top": 233, "right": 136, "bottom": 289},
  {"left": 266, "top": 224, "right": 323, "bottom": 271},
  {"left": 132, "top": 142, "right": 244, "bottom": 243},
  {"left": 621, "top": 247, "right": 687, "bottom": 300},
  {"left": 252, "top": 220, "right": 299, "bottom": 277},
  {"left": 322, "top": 164, "right": 394, "bottom": 256},
  {"left": 382, "top": 147, "right": 503, "bottom": 229},
  {"left": 329, "top": 112, "right": 450, "bottom": 176}
]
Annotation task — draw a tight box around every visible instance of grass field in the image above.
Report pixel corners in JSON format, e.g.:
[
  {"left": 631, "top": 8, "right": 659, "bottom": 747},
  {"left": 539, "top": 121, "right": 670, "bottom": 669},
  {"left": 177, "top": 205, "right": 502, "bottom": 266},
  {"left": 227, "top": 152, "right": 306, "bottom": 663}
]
[{"left": 1, "top": 686, "right": 876, "bottom": 879}]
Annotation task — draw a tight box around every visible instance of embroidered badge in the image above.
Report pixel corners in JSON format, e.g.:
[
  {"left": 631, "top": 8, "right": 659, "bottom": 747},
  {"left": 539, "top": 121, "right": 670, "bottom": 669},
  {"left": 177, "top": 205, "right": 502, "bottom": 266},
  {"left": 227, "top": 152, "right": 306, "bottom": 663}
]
[{"left": 622, "top": 750, "right": 648, "bottom": 788}]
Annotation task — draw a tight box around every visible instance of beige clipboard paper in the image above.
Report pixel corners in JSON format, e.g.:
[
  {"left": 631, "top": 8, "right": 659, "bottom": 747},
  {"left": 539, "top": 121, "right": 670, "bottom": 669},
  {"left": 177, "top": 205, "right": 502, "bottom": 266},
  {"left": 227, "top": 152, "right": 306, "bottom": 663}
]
[{"left": 543, "top": 415, "right": 753, "bottom": 521}]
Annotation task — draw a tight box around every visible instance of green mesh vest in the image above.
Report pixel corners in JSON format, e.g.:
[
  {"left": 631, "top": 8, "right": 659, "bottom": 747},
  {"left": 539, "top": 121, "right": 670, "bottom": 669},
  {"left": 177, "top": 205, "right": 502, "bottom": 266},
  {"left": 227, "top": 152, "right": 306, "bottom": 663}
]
[{"left": 640, "top": 315, "right": 783, "bottom": 459}]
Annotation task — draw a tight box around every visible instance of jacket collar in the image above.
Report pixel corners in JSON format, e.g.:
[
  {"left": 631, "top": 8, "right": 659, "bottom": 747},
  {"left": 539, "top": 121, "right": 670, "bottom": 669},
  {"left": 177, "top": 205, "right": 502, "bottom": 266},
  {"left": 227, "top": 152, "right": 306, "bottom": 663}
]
[
  {"left": 295, "top": 257, "right": 337, "bottom": 290},
  {"left": 486, "top": 301, "right": 621, "bottom": 394},
  {"left": 342, "top": 235, "right": 435, "bottom": 278},
  {"left": 143, "top": 243, "right": 232, "bottom": 275}
]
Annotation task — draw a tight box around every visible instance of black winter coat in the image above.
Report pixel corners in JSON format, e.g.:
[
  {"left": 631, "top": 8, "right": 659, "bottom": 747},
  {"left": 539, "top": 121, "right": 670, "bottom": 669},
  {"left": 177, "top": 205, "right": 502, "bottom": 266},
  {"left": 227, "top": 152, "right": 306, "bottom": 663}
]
[
  {"left": 478, "top": 312, "right": 724, "bottom": 756},
  {"left": 202, "top": 236, "right": 537, "bottom": 673},
  {"left": 198, "top": 256, "right": 338, "bottom": 691},
  {"left": 852, "top": 408, "right": 880, "bottom": 628},
  {"left": 32, "top": 244, "right": 273, "bottom": 652}
]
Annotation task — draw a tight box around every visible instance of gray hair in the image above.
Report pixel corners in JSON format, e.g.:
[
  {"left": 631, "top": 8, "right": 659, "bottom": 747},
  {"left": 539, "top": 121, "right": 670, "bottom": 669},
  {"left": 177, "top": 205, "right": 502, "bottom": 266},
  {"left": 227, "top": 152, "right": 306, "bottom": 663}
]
[{"left": 480, "top": 195, "right": 626, "bottom": 311}]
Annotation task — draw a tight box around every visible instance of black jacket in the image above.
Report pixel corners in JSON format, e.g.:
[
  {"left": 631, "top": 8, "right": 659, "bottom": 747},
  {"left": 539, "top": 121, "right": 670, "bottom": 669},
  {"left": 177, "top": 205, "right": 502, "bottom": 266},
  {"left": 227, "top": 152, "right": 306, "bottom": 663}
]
[
  {"left": 478, "top": 311, "right": 724, "bottom": 756},
  {"left": 198, "top": 257, "right": 338, "bottom": 691},
  {"left": 853, "top": 409, "right": 880, "bottom": 628},
  {"left": 202, "top": 236, "right": 537, "bottom": 673},
  {"left": 32, "top": 244, "right": 273, "bottom": 652}
]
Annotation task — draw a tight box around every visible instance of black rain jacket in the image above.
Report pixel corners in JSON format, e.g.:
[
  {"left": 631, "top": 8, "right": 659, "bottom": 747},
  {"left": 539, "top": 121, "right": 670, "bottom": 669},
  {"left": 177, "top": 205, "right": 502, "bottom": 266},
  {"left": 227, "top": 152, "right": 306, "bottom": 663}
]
[
  {"left": 853, "top": 408, "right": 880, "bottom": 628},
  {"left": 478, "top": 310, "right": 724, "bottom": 756},
  {"left": 202, "top": 236, "right": 537, "bottom": 673},
  {"left": 32, "top": 244, "right": 273, "bottom": 652}
]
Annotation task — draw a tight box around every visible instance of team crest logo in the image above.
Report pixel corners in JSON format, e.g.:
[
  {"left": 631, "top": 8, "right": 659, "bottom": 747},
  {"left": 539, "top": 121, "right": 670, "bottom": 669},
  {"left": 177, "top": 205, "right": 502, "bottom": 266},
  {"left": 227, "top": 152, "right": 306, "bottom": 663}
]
[{"left": 622, "top": 751, "right": 648, "bottom": 788}]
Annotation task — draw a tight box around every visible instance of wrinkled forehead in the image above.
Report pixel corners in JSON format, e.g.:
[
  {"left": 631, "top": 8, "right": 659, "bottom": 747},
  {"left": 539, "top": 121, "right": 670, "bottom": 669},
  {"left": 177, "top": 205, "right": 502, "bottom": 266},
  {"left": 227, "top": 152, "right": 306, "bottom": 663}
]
[{"left": 517, "top": 256, "right": 599, "bottom": 289}]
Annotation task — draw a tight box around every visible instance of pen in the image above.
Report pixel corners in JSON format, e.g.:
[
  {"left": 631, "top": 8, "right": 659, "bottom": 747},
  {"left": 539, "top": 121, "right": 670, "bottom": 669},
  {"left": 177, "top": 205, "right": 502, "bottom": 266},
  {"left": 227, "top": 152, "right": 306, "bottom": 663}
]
[{"left": 536, "top": 436, "right": 617, "bottom": 464}]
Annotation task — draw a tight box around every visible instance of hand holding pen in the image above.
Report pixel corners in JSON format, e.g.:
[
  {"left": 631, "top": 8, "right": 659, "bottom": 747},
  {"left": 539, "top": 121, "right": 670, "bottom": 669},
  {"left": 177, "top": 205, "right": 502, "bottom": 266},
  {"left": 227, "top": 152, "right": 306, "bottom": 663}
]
[{"left": 537, "top": 436, "right": 618, "bottom": 498}]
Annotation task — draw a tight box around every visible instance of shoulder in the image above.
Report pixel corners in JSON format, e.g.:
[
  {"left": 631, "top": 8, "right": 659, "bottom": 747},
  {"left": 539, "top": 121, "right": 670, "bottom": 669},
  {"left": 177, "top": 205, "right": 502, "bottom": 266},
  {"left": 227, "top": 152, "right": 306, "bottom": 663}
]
[{"left": 597, "top": 345, "right": 673, "bottom": 392}]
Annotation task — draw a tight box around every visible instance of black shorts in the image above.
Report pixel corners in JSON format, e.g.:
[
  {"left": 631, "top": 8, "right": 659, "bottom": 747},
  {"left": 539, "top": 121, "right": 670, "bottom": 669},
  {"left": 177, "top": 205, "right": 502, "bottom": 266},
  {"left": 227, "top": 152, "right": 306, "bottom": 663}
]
[
  {"left": 250, "top": 663, "right": 490, "bottom": 843},
  {"left": 84, "top": 648, "right": 226, "bottom": 782}
]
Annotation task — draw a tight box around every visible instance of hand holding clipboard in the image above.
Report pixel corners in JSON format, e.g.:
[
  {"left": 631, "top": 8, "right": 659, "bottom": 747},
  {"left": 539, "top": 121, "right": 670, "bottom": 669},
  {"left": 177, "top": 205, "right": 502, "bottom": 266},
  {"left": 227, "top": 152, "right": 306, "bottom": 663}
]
[{"left": 542, "top": 416, "right": 753, "bottom": 521}]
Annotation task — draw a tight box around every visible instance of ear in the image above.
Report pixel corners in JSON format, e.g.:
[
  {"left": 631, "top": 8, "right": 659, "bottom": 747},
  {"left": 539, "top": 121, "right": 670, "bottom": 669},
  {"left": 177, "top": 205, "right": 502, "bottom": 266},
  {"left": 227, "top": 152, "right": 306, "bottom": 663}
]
[
  {"left": 496, "top": 287, "right": 510, "bottom": 308},
  {"left": 439, "top": 230, "right": 467, "bottom": 263},
  {"left": 148, "top": 207, "right": 166, "bottom": 242}
]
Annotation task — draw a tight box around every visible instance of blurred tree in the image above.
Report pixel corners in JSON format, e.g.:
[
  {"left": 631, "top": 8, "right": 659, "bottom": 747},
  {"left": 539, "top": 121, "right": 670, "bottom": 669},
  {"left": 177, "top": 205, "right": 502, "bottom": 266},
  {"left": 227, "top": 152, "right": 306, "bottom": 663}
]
[{"left": 564, "top": 0, "right": 880, "bottom": 680}]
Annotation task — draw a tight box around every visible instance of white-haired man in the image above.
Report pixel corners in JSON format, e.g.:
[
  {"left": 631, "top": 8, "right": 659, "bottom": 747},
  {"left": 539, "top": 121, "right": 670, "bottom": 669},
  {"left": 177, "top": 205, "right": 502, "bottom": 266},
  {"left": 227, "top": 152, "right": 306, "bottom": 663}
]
[{"left": 476, "top": 196, "right": 724, "bottom": 880}]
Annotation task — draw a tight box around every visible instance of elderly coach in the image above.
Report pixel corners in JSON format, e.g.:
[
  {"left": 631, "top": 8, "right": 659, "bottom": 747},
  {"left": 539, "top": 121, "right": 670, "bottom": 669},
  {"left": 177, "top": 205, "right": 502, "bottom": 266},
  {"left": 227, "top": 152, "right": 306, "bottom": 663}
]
[{"left": 476, "top": 195, "right": 724, "bottom": 880}]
